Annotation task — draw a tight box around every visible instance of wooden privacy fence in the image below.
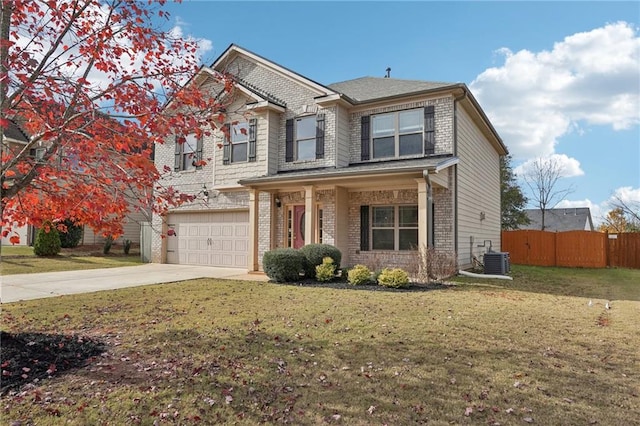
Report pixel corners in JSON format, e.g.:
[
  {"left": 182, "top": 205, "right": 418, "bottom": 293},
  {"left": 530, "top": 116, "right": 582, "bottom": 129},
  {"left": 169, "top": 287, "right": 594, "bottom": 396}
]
[{"left": 501, "top": 230, "right": 640, "bottom": 269}]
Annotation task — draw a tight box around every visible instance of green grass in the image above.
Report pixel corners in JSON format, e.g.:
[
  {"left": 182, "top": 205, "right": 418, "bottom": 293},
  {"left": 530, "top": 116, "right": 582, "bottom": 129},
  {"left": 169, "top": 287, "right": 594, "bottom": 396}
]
[
  {"left": 1, "top": 266, "right": 638, "bottom": 425},
  {"left": 0, "top": 244, "right": 142, "bottom": 275}
]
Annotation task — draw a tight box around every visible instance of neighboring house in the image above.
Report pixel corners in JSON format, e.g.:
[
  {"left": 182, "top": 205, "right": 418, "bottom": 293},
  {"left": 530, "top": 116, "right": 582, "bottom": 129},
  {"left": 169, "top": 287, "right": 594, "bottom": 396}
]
[
  {"left": 521, "top": 208, "right": 594, "bottom": 232},
  {"left": 1, "top": 119, "right": 36, "bottom": 246},
  {"left": 1, "top": 119, "right": 148, "bottom": 247},
  {"left": 151, "top": 44, "right": 507, "bottom": 271}
]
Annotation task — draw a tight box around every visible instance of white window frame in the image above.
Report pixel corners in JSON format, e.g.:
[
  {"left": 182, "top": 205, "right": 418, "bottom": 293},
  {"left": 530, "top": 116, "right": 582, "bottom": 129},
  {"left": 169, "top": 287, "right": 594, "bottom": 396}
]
[
  {"left": 230, "top": 122, "right": 249, "bottom": 163},
  {"left": 371, "top": 109, "right": 424, "bottom": 159},
  {"left": 370, "top": 205, "right": 419, "bottom": 251},
  {"left": 180, "top": 134, "right": 198, "bottom": 171},
  {"left": 295, "top": 116, "right": 316, "bottom": 161}
]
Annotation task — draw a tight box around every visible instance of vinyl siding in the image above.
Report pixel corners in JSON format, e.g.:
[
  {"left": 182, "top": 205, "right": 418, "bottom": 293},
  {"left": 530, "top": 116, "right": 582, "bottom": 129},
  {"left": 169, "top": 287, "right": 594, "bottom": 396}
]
[
  {"left": 335, "top": 105, "right": 350, "bottom": 168},
  {"left": 456, "top": 106, "right": 502, "bottom": 268}
]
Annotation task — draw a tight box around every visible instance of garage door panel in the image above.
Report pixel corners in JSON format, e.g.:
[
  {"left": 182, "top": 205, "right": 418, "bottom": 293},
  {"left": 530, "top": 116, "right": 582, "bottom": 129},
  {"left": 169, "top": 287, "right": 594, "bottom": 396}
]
[{"left": 167, "top": 211, "right": 249, "bottom": 268}]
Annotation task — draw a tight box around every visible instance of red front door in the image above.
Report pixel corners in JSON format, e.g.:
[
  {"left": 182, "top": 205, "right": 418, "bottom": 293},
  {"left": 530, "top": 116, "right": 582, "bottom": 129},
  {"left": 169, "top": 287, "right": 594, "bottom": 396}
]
[{"left": 293, "top": 205, "right": 306, "bottom": 249}]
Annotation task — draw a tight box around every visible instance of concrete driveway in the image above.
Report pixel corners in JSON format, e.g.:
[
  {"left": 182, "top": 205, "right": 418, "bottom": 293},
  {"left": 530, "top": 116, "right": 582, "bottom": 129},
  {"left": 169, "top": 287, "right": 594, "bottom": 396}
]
[{"left": 1, "top": 263, "right": 269, "bottom": 303}]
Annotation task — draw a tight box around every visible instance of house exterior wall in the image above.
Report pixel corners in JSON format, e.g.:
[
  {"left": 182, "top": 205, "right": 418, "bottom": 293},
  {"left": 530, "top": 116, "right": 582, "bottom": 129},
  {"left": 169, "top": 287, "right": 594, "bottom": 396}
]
[
  {"left": 226, "top": 56, "right": 337, "bottom": 173},
  {"left": 456, "top": 105, "right": 502, "bottom": 268},
  {"left": 348, "top": 96, "right": 455, "bottom": 164},
  {"left": 335, "top": 105, "right": 350, "bottom": 168}
]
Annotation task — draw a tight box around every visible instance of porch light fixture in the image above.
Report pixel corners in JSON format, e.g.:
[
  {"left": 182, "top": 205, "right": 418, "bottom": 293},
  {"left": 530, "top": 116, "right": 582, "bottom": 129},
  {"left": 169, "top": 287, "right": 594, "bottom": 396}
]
[
  {"left": 202, "top": 184, "right": 209, "bottom": 198},
  {"left": 480, "top": 211, "right": 486, "bottom": 221},
  {"left": 275, "top": 196, "right": 282, "bottom": 208}
]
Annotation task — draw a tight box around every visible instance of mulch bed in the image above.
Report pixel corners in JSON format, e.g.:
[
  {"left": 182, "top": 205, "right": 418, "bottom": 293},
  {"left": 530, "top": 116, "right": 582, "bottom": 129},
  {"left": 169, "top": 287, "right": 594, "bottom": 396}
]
[{"left": 0, "top": 331, "right": 105, "bottom": 394}]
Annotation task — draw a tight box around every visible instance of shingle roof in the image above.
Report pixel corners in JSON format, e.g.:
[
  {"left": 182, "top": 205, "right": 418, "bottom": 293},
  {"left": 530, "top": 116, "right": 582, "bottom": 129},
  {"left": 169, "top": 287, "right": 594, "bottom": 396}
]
[
  {"left": 239, "top": 155, "right": 458, "bottom": 186},
  {"left": 328, "top": 77, "right": 456, "bottom": 103},
  {"left": 2, "top": 119, "right": 29, "bottom": 143},
  {"left": 236, "top": 78, "right": 287, "bottom": 107},
  {"left": 521, "top": 208, "right": 594, "bottom": 232}
]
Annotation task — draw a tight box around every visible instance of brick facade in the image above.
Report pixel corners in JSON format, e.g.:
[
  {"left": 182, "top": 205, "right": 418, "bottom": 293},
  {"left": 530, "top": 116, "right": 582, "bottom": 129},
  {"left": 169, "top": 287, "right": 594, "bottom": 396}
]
[{"left": 151, "top": 45, "right": 503, "bottom": 272}]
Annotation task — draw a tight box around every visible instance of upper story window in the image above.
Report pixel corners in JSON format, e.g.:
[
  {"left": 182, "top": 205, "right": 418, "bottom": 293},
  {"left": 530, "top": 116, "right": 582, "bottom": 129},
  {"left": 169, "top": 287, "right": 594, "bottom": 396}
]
[
  {"left": 295, "top": 116, "right": 316, "bottom": 161},
  {"left": 174, "top": 134, "right": 203, "bottom": 172},
  {"left": 223, "top": 119, "right": 257, "bottom": 165},
  {"left": 361, "top": 106, "right": 435, "bottom": 161},
  {"left": 285, "top": 114, "right": 325, "bottom": 163}
]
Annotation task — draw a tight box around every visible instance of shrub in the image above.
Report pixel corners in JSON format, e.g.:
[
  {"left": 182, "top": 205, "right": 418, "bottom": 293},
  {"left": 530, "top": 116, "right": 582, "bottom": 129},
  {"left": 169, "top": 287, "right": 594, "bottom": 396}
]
[
  {"left": 299, "top": 244, "right": 342, "bottom": 278},
  {"left": 123, "top": 239, "right": 132, "bottom": 255},
  {"left": 59, "top": 219, "right": 83, "bottom": 248},
  {"left": 377, "top": 268, "right": 410, "bottom": 288},
  {"left": 33, "top": 221, "right": 61, "bottom": 256},
  {"left": 263, "top": 248, "right": 306, "bottom": 283},
  {"left": 103, "top": 236, "right": 114, "bottom": 254},
  {"left": 347, "top": 264, "right": 372, "bottom": 285},
  {"left": 315, "top": 257, "right": 336, "bottom": 282},
  {"left": 408, "top": 246, "right": 459, "bottom": 283}
]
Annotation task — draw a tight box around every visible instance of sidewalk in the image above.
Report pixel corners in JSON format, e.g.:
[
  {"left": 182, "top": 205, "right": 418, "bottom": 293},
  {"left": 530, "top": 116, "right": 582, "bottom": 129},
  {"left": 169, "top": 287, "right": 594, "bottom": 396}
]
[{"left": 1, "top": 263, "right": 269, "bottom": 303}]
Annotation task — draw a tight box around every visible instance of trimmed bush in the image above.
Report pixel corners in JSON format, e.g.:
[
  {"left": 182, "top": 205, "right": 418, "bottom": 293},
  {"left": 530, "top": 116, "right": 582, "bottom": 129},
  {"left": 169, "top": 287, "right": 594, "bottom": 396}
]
[
  {"left": 103, "top": 236, "right": 114, "bottom": 254},
  {"left": 315, "top": 257, "right": 336, "bottom": 282},
  {"left": 347, "top": 264, "right": 372, "bottom": 285},
  {"left": 123, "top": 239, "right": 132, "bottom": 255},
  {"left": 299, "top": 244, "right": 342, "bottom": 278},
  {"left": 33, "top": 221, "right": 61, "bottom": 256},
  {"left": 377, "top": 268, "right": 410, "bottom": 289},
  {"left": 263, "top": 248, "right": 306, "bottom": 283},
  {"left": 59, "top": 219, "right": 83, "bottom": 248}
]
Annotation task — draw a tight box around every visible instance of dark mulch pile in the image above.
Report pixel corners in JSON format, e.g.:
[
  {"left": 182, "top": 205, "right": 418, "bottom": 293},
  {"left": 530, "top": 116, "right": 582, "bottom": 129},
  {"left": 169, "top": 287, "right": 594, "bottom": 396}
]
[
  {"left": 0, "top": 331, "right": 105, "bottom": 394},
  {"left": 275, "top": 278, "right": 454, "bottom": 292}
]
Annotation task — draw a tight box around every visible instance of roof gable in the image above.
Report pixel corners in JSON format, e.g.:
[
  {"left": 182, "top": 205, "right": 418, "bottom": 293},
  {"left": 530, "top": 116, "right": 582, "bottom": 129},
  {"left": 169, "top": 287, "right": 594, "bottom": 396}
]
[
  {"left": 2, "top": 119, "right": 30, "bottom": 143},
  {"left": 211, "top": 44, "right": 336, "bottom": 98}
]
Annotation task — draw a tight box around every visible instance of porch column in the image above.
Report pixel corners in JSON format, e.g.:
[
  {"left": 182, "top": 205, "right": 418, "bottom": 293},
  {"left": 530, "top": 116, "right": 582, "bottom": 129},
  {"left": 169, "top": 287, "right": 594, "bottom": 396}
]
[
  {"left": 303, "top": 185, "right": 316, "bottom": 245},
  {"left": 248, "top": 188, "right": 259, "bottom": 272},
  {"left": 416, "top": 178, "right": 430, "bottom": 249}
]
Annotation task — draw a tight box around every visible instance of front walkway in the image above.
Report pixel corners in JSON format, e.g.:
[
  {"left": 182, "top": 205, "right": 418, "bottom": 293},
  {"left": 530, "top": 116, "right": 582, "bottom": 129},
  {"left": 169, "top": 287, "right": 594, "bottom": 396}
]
[{"left": 1, "top": 263, "right": 268, "bottom": 303}]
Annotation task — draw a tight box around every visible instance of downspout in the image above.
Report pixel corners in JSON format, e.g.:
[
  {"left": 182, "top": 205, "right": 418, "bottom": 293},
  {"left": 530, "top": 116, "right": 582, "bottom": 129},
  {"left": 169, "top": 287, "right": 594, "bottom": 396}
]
[{"left": 422, "top": 170, "right": 433, "bottom": 248}]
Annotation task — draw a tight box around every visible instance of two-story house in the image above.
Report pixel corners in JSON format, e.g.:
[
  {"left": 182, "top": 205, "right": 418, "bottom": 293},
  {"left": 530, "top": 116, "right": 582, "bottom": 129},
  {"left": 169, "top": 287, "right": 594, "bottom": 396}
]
[{"left": 151, "top": 44, "right": 507, "bottom": 272}]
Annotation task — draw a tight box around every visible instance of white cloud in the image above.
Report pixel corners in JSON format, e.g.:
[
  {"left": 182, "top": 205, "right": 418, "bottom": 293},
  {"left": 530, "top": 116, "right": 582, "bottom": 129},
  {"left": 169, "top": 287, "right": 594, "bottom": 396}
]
[
  {"left": 514, "top": 154, "right": 584, "bottom": 178},
  {"left": 471, "top": 21, "right": 640, "bottom": 160},
  {"left": 557, "top": 186, "right": 640, "bottom": 227}
]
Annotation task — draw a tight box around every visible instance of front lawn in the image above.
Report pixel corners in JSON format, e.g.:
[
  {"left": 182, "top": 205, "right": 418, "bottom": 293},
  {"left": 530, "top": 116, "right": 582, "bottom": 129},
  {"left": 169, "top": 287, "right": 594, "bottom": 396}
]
[
  {"left": 0, "top": 244, "right": 142, "bottom": 275},
  {"left": 1, "top": 266, "right": 638, "bottom": 425}
]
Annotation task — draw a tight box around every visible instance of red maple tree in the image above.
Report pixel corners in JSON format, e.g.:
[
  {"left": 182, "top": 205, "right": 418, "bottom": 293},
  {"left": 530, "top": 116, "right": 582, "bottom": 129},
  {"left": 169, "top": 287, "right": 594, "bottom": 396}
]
[{"left": 0, "top": 0, "right": 231, "bottom": 246}]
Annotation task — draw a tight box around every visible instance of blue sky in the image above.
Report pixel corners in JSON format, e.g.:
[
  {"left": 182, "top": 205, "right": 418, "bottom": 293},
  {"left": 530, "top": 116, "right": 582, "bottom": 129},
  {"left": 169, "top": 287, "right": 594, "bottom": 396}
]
[{"left": 161, "top": 1, "right": 640, "bottom": 224}]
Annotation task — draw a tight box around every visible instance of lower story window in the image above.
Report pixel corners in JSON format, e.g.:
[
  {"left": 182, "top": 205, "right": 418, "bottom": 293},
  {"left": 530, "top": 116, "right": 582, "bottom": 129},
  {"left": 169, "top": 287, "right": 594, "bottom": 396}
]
[{"left": 371, "top": 205, "right": 418, "bottom": 250}]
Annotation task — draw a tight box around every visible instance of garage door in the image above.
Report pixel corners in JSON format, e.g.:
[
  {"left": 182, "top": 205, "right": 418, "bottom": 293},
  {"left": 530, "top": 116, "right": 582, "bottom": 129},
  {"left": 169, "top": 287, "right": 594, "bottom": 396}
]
[{"left": 166, "top": 211, "right": 249, "bottom": 268}]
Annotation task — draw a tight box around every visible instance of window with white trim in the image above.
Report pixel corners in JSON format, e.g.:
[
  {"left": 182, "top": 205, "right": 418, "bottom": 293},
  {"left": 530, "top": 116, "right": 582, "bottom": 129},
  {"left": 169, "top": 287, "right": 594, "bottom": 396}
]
[
  {"left": 371, "top": 205, "right": 418, "bottom": 250},
  {"left": 295, "top": 116, "right": 316, "bottom": 161},
  {"left": 174, "top": 133, "right": 202, "bottom": 171},
  {"left": 372, "top": 109, "right": 424, "bottom": 158},
  {"left": 230, "top": 122, "right": 248, "bottom": 163}
]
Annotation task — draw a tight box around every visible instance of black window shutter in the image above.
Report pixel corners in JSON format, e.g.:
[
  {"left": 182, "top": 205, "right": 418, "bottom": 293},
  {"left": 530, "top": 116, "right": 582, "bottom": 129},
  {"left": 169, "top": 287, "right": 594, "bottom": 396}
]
[
  {"left": 360, "top": 115, "right": 370, "bottom": 161},
  {"left": 195, "top": 136, "right": 203, "bottom": 169},
  {"left": 174, "top": 135, "right": 181, "bottom": 171},
  {"left": 248, "top": 118, "right": 257, "bottom": 162},
  {"left": 315, "top": 114, "right": 325, "bottom": 159},
  {"left": 222, "top": 124, "right": 230, "bottom": 165},
  {"left": 424, "top": 106, "right": 435, "bottom": 155},
  {"left": 285, "top": 118, "right": 294, "bottom": 162},
  {"left": 360, "top": 205, "right": 370, "bottom": 251}
]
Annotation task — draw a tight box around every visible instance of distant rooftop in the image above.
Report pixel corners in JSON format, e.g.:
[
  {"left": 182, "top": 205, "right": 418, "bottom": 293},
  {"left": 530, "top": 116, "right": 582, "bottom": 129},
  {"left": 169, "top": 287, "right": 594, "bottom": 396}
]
[{"left": 521, "top": 208, "right": 594, "bottom": 232}]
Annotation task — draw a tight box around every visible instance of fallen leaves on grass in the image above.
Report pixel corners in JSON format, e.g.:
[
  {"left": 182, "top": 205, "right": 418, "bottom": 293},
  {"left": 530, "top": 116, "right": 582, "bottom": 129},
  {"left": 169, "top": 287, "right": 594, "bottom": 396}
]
[{"left": 0, "top": 331, "right": 105, "bottom": 394}]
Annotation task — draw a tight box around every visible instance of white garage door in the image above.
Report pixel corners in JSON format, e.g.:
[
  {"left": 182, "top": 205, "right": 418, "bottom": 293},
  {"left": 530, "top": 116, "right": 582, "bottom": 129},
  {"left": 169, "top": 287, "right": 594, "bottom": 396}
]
[{"left": 166, "top": 211, "right": 249, "bottom": 268}]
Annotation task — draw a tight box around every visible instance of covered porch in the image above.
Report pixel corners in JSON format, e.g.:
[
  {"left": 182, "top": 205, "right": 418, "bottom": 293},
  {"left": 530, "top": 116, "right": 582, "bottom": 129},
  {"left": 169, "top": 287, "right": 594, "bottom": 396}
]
[{"left": 240, "top": 157, "right": 459, "bottom": 272}]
